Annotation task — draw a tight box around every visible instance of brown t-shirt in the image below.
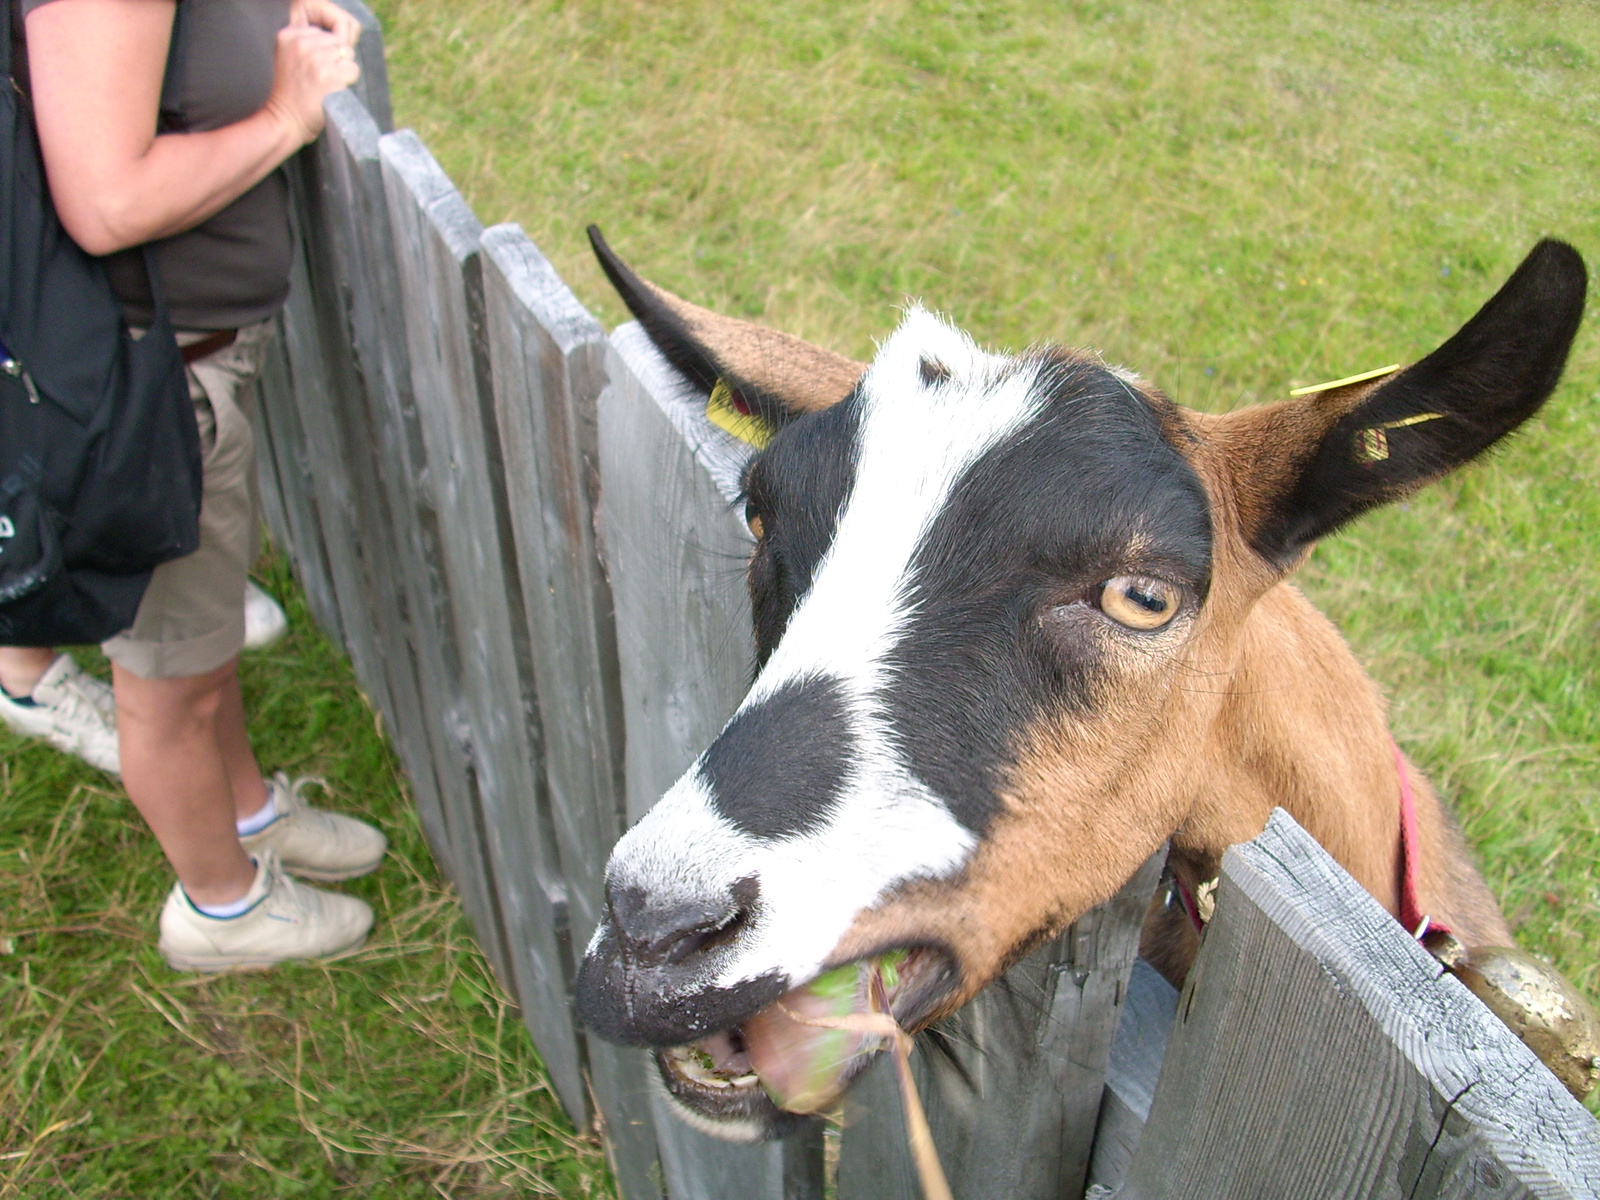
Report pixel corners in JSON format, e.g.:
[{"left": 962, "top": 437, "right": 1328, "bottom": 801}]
[{"left": 19, "top": 0, "right": 293, "bottom": 330}]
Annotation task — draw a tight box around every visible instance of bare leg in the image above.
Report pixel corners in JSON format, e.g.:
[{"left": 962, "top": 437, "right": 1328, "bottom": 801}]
[
  {"left": 0, "top": 646, "right": 59, "bottom": 696},
  {"left": 114, "top": 658, "right": 255, "bottom": 907},
  {"left": 215, "top": 669, "right": 270, "bottom": 821}
]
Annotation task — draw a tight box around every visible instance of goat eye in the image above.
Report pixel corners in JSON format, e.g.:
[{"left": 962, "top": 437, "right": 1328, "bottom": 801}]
[
  {"left": 745, "top": 502, "right": 765, "bottom": 540},
  {"left": 1099, "top": 576, "right": 1179, "bottom": 630}
]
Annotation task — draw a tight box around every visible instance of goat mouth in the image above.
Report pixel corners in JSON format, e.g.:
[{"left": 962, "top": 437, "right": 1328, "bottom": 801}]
[{"left": 654, "top": 946, "right": 955, "bottom": 1140}]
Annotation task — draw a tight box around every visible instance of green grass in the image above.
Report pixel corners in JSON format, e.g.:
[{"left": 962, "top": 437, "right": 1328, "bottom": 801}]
[
  {"left": 6, "top": 0, "right": 1600, "bottom": 1191},
  {"left": 371, "top": 0, "right": 1600, "bottom": 988}
]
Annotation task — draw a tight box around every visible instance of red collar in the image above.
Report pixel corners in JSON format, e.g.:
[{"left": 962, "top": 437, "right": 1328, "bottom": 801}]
[
  {"left": 1177, "top": 739, "right": 1449, "bottom": 941},
  {"left": 1394, "top": 740, "right": 1450, "bottom": 939}
]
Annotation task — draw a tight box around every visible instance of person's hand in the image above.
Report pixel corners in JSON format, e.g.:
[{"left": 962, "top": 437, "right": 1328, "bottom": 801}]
[
  {"left": 290, "top": 0, "right": 362, "bottom": 49},
  {"left": 264, "top": 13, "right": 361, "bottom": 146}
]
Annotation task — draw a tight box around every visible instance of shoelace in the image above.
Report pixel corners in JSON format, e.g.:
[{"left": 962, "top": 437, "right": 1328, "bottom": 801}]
[{"left": 274, "top": 773, "right": 331, "bottom": 813}]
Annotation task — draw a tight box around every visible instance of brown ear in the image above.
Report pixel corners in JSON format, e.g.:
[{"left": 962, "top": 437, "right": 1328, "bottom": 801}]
[
  {"left": 588, "top": 226, "right": 864, "bottom": 426},
  {"left": 1210, "top": 239, "right": 1587, "bottom": 569}
]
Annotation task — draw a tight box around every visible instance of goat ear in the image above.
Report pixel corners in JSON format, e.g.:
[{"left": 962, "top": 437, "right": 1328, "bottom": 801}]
[
  {"left": 587, "top": 226, "right": 864, "bottom": 426},
  {"left": 1217, "top": 239, "right": 1587, "bottom": 569}
]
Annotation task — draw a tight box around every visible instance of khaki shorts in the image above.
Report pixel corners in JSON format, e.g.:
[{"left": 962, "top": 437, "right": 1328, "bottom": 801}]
[{"left": 102, "top": 320, "right": 275, "bottom": 680}]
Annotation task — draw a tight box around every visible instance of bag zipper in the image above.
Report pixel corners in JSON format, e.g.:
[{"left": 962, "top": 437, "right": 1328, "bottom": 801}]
[{"left": 0, "top": 340, "right": 42, "bottom": 404}]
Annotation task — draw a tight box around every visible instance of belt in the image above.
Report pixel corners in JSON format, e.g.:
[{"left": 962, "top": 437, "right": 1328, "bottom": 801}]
[{"left": 179, "top": 329, "right": 238, "bottom": 365}]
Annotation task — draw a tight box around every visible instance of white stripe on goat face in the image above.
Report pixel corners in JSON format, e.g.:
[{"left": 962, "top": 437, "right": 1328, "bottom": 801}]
[{"left": 603, "top": 307, "right": 1054, "bottom": 992}]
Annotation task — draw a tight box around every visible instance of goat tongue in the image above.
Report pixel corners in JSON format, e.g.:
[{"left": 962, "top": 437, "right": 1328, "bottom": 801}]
[{"left": 742, "top": 958, "right": 898, "bottom": 1114}]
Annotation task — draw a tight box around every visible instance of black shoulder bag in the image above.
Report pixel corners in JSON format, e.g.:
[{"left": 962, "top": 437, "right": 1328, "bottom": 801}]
[{"left": 0, "top": 3, "right": 203, "bottom": 645}]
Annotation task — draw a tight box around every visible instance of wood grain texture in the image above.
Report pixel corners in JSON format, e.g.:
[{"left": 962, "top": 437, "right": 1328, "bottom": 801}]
[
  {"left": 596, "top": 324, "right": 823, "bottom": 1199},
  {"left": 380, "top": 129, "right": 589, "bottom": 1123},
  {"left": 250, "top": 369, "right": 293, "bottom": 577},
  {"left": 480, "top": 224, "right": 622, "bottom": 961},
  {"left": 1085, "top": 958, "right": 1179, "bottom": 1194},
  {"left": 1120, "top": 809, "right": 1600, "bottom": 1200},
  {"left": 837, "top": 852, "right": 1164, "bottom": 1200},
  {"left": 311, "top": 92, "right": 451, "bottom": 864},
  {"left": 254, "top": 305, "right": 344, "bottom": 649},
  {"left": 276, "top": 153, "right": 397, "bottom": 740},
  {"left": 315, "top": 96, "right": 477, "bottom": 897},
  {"left": 597, "top": 322, "right": 757, "bottom": 822}
]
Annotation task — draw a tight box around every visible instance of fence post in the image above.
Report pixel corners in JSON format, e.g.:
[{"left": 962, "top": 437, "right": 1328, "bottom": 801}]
[
  {"left": 597, "top": 323, "right": 826, "bottom": 1199},
  {"left": 1120, "top": 809, "right": 1600, "bottom": 1199},
  {"left": 379, "top": 129, "right": 588, "bottom": 1124}
]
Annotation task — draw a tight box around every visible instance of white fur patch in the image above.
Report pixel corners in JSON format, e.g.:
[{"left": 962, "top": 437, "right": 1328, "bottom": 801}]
[{"left": 608, "top": 308, "right": 1048, "bottom": 992}]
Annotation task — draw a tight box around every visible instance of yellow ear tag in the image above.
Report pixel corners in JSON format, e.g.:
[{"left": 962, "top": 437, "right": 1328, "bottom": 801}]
[
  {"left": 1289, "top": 363, "right": 1402, "bottom": 397},
  {"left": 706, "top": 378, "right": 776, "bottom": 450},
  {"left": 1354, "top": 411, "right": 1447, "bottom": 463}
]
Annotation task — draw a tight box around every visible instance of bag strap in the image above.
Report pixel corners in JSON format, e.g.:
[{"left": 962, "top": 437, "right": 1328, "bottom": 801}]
[
  {"left": 5, "top": 0, "right": 18, "bottom": 86},
  {"left": 143, "top": 245, "right": 172, "bottom": 319}
]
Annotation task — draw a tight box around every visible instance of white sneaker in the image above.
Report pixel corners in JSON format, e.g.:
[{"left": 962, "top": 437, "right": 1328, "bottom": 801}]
[
  {"left": 0, "top": 653, "right": 120, "bottom": 775},
  {"left": 159, "top": 848, "right": 374, "bottom": 972},
  {"left": 244, "top": 580, "right": 289, "bottom": 651},
  {"left": 240, "top": 773, "right": 387, "bottom": 882}
]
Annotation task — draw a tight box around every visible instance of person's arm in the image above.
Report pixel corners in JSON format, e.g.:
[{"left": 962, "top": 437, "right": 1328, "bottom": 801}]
[{"left": 24, "top": 0, "right": 361, "bottom": 256}]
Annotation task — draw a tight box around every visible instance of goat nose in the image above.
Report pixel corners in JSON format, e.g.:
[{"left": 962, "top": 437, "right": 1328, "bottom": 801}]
[{"left": 608, "top": 877, "right": 758, "bottom": 968}]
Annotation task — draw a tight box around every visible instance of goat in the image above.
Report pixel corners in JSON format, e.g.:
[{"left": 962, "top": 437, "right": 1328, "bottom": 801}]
[{"left": 574, "top": 233, "right": 1588, "bottom": 1141}]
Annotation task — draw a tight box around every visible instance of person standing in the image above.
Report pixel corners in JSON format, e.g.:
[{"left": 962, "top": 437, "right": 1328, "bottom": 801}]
[{"left": 3, "top": 0, "right": 386, "bottom": 970}]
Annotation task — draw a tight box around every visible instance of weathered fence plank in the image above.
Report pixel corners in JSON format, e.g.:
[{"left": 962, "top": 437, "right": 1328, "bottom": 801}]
[
  {"left": 1120, "top": 809, "right": 1600, "bottom": 1200},
  {"left": 312, "top": 96, "right": 491, "bottom": 910},
  {"left": 379, "top": 129, "right": 589, "bottom": 1125},
  {"left": 1083, "top": 958, "right": 1178, "bottom": 1195},
  {"left": 330, "top": 0, "right": 393, "bottom": 133},
  {"left": 303, "top": 92, "right": 451, "bottom": 862},
  {"left": 480, "top": 225, "right": 622, "bottom": 964},
  {"left": 255, "top": 314, "right": 344, "bottom": 648},
  {"left": 276, "top": 160, "right": 398, "bottom": 738},
  {"left": 598, "top": 322, "right": 825, "bottom": 1200},
  {"left": 838, "top": 852, "right": 1165, "bottom": 1200}
]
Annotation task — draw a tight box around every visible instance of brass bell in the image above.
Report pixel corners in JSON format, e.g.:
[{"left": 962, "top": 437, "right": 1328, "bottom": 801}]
[{"left": 1425, "top": 931, "right": 1600, "bottom": 1102}]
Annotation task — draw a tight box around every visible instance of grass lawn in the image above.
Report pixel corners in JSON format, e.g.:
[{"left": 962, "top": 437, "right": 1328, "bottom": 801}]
[
  {"left": 1, "top": 552, "right": 613, "bottom": 1197},
  {"left": 5, "top": 0, "right": 1599, "bottom": 1194},
  {"left": 383, "top": 0, "right": 1598, "bottom": 997}
]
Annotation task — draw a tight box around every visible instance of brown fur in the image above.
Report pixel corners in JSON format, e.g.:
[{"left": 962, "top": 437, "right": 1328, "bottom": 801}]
[
  {"left": 830, "top": 380, "right": 1513, "bottom": 1015},
  {"left": 596, "top": 238, "right": 1581, "bottom": 1030},
  {"left": 643, "top": 279, "right": 865, "bottom": 414}
]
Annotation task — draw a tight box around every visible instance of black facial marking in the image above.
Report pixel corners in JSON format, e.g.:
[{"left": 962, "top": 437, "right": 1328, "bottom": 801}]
[
  {"left": 608, "top": 877, "right": 757, "bottom": 967},
  {"left": 575, "top": 917, "right": 787, "bottom": 1044},
  {"left": 743, "top": 392, "right": 863, "bottom": 663},
  {"left": 883, "top": 353, "right": 1212, "bottom": 834},
  {"left": 701, "top": 674, "right": 856, "bottom": 840}
]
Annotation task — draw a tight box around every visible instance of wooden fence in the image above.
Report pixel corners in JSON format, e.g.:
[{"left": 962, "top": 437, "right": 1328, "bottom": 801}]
[{"left": 253, "top": 10, "right": 1600, "bottom": 1196}]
